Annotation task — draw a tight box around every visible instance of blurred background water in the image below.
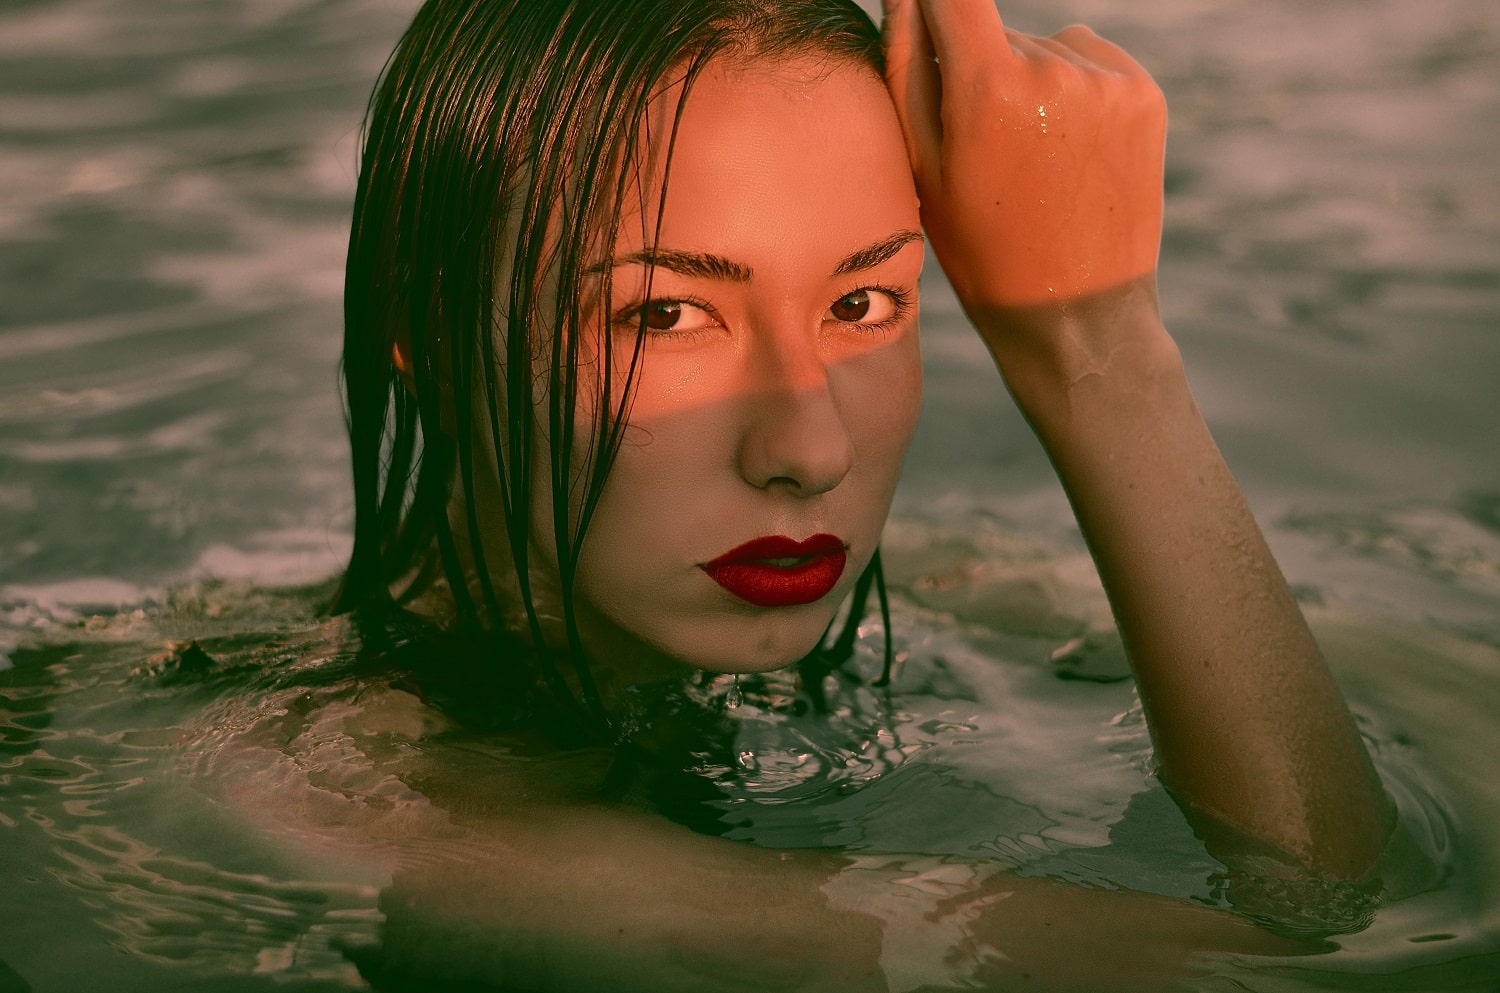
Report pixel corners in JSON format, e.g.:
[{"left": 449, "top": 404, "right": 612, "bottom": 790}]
[
  {"left": 1, "top": 0, "right": 1497, "bottom": 990},
  {"left": 1, "top": 0, "right": 1495, "bottom": 637}
]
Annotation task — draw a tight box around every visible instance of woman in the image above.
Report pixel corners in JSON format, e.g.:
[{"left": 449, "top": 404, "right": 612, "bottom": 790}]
[{"left": 324, "top": 0, "right": 1394, "bottom": 987}]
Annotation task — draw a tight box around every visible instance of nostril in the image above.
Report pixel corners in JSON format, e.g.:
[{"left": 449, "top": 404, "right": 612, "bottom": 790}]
[
  {"left": 736, "top": 403, "right": 855, "bottom": 495},
  {"left": 734, "top": 348, "right": 855, "bottom": 495}
]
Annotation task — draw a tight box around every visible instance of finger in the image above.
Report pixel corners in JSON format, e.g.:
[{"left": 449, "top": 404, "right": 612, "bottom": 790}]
[
  {"left": 881, "top": 0, "right": 943, "bottom": 186},
  {"left": 1004, "top": 29, "right": 1077, "bottom": 65},
  {"left": 1022, "top": 31, "right": 1097, "bottom": 68},
  {"left": 914, "top": 0, "right": 1015, "bottom": 78},
  {"left": 1051, "top": 24, "right": 1152, "bottom": 78}
]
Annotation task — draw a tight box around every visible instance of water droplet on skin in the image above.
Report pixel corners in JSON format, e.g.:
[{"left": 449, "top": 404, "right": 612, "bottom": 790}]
[{"left": 725, "top": 674, "right": 742, "bottom": 710}]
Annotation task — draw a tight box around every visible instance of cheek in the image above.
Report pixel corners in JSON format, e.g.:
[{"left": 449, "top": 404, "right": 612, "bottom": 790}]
[
  {"left": 841, "top": 332, "right": 924, "bottom": 474},
  {"left": 563, "top": 329, "right": 922, "bottom": 667},
  {"left": 565, "top": 400, "right": 728, "bottom": 595}
]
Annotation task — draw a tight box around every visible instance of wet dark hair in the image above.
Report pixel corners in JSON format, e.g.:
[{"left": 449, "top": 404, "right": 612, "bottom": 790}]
[{"left": 335, "top": 0, "right": 892, "bottom": 729}]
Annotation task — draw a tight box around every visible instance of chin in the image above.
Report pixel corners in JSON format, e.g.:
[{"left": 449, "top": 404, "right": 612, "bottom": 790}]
[
  {"left": 577, "top": 592, "right": 840, "bottom": 676},
  {"left": 656, "top": 610, "right": 835, "bottom": 675}
]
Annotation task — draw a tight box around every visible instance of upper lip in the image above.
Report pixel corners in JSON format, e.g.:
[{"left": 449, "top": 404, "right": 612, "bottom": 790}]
[{"left": 703, "top": 533, "right": 847, "bottom": 567}]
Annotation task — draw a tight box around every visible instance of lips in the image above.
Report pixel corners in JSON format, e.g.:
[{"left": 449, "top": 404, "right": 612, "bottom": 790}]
[{"left": 701, "top": 533, "right": 848, "bottom": 608}]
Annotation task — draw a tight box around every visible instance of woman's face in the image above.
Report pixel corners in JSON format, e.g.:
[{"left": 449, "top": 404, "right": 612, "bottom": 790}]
[{"left": 534, "top": 54, "right": 923, "bottom": 675}]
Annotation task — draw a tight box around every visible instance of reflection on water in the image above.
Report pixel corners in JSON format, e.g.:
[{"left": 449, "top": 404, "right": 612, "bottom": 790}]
[
  {"left": 2, "top": 0, "right": 1498, "bottom": 989},
  {"left": 0, "top": 587, "right": 380, "bottom": 991},
  {"left": 2, "top": 535, "right": 1495, "bottom": 991}
]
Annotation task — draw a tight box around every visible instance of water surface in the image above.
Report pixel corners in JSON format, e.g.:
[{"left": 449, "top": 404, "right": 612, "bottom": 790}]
[{"left": 2, "top": 0, "right": 1498, "bottom": 990}]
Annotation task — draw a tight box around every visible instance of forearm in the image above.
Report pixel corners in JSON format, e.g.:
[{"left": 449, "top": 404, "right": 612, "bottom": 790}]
[
  {"left": 371, "top": 804, "right": 1299, "bottom": 993},
  {"left": 373, "top": 805, "right": 887, "bottom": 993},
  {"left": 980, "top": 280, "right": 1391, "bottom": 878}
]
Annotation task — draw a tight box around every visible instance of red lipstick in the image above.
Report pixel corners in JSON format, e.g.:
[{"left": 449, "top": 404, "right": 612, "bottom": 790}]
[{"left": 701, "top": 534, "right": 848, "bottom": 607}]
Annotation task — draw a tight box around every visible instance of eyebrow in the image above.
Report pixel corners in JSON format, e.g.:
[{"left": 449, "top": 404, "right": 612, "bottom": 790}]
[
  {"left": 831, "top": 230, "right": 925, "bottom": 276},
  {"left": 600, "top": 229, "right": 924, "bottom": 283},
  {"left": 603, "top": 247, "right": 752, "bottom": 282}
]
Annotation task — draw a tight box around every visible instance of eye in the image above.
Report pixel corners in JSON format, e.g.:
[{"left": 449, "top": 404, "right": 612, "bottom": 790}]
[
  {"left": 826, "top": 287, "right": 907, "bottom": 328},
  {"left": 630, "top": 298, "right": 719, "bottom": 337}
]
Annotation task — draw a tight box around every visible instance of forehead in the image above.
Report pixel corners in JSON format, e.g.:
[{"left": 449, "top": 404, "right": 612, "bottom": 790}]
[{"left": 619, "top": 55, "right": 919, "bottom": 263}]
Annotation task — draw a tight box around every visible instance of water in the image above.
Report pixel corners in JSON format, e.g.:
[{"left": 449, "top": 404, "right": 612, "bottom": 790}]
[{"left": 2, "top": 0, "right": 1499, "bottom": 989}]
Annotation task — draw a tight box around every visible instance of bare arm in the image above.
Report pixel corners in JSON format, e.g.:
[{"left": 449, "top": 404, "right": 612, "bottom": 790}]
[
  {"left": 371, "top": 806, "right": 886, "bottom": 993},
  {"left": 220, "top": 685, "right": 1298, "bottom": 993},
  {"left": 364, "top": 792, "right": 1297, "bottom": 993},
  {"left": 881, "top": 0, "right": 1391, "bottom": 877}
]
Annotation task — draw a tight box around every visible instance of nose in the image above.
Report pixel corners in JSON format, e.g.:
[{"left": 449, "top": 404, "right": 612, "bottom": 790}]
[{"left": 735, "top": 332, "right": 855, "bottom": 496}]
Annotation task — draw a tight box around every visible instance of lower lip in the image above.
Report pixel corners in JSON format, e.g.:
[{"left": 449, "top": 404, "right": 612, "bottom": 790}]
[{"left": 701, "top": 537, "right": 848, "bottom": 608}]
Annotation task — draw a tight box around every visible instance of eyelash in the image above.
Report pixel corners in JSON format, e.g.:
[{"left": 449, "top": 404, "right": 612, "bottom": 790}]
[
  {"left": 842, "top": 282, "right": 914, "bottom": 334},
  {"left": 612, "top": 284, "right": 915, "bottom": 340},
  {"left": 612, "top": 294, "right": 718, "bottom": 341}
]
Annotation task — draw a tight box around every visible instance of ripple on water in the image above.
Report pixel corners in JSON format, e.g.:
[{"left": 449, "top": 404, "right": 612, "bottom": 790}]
[{"left": 1, "top": 0, "right": 1497, "bottom": 987}]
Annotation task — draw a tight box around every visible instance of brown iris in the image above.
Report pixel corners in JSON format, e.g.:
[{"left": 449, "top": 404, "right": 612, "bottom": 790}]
[
  {"left": 830, "top": 290, "right": 871, "bottom": 322},
  {"left": 642, "top": 300, "right": 682, "bottom": 330}
]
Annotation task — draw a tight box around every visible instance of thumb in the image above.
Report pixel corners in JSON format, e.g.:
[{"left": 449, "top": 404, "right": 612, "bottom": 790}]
[{"left": 880, "top": 0, "right": 942, "bottom": 188}]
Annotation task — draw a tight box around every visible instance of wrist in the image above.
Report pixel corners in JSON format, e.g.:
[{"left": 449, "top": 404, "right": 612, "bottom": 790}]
[{"left": 967, "top": 276, "right": 1181, "bottom": 433}]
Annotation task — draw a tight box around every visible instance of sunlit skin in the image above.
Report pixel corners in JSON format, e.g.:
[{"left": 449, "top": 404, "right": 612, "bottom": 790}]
[
  {"left": 524, "top": 57, "right": 924, "bottom": 676},
  {"left": 884, "top": 0, "right": 1389, "bottom": 878},
  {"left": 326, "top": 2, "right": 1398, "bottom": 989},
  {"left": 452, "top": 0, "right": 1389, "bottom": 873}
]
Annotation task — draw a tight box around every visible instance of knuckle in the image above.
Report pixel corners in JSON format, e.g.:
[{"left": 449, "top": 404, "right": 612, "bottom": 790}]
[
  {"left": 1131, "top": 76, "right": 1168, "bottom": 117},
  {"left": 1053, "top": 23, "right": 1097, "bottom": 43}
]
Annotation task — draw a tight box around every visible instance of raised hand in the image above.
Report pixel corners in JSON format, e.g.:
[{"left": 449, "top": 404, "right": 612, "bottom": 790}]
[
  {"left": 881, "top": 0, "right": 1165, "bottom": 322},
  {"left": 880, "top": 1, "right": 1392, "bottom": 881}
]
